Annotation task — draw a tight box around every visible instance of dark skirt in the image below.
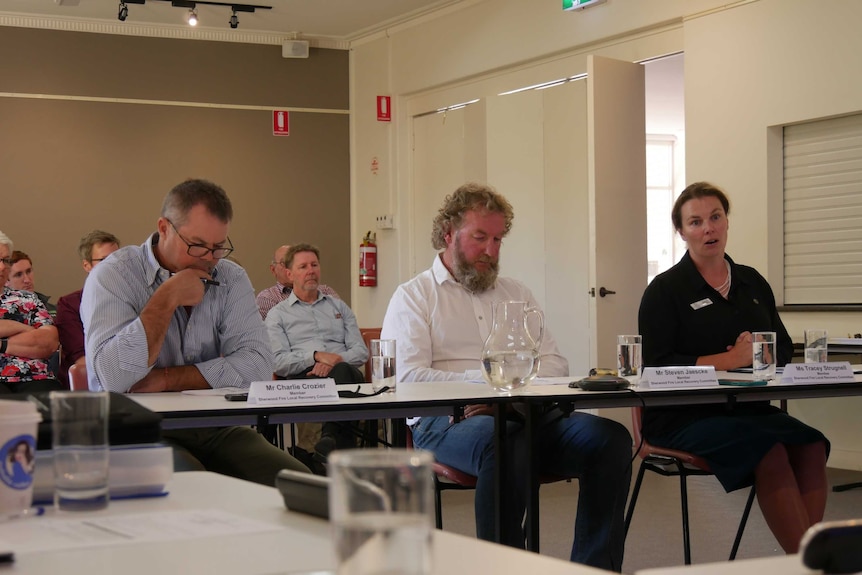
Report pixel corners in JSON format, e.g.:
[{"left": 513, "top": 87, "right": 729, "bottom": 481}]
[{"left": 645, "top": 403, "right": 829, "bottom": 492}]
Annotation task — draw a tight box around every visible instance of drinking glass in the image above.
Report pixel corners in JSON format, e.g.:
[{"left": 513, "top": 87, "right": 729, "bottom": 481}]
[
  {"left": 617, "top": 335, "right": 643, "bottom": 386},
  {"left": 50, "top": 391, "right": 110, "bottom": 511},
  {"left": 752, "top": 331, "right": 777, "bottom": 380},
  {"left": 329, "top": 449, "right": 434, "bottom": 575},
  {"left": 804, "top": 329, "right": 828, "bottom": 364},
  {"left": 370, "top": 339, "right": 397, "bottom": 393}
]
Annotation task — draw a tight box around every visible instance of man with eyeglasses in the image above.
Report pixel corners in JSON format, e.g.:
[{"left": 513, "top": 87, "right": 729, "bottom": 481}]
[
  {"left": 255, "top": 244, "right": 340, "bottom": 320},
  {"left": 54, "top": 230, "right": 121, "bottom": 388},
  {"left": 0, "top": 230, "right": 62, "bottom": 393},
  {"left": 82, "top": 179, "right": 310, "bottom": 485}
]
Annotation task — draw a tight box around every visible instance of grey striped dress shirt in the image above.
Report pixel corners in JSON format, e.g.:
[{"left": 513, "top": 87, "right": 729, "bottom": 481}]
[{"left": 81, "top": 234, "right": 273, "bottom": 392}]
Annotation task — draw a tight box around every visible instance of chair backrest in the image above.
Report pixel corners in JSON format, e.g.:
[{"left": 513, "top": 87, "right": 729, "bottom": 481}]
[
  {"left": 68, "top": 361, "right": 89, "bottom": 391},
  {"left": 359, "top": 327, "right": 382, "bottom": 382}
]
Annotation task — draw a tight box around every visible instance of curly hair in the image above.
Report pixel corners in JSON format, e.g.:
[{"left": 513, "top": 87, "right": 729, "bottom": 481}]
[
  {"left": 430, "top": 182, "right": 514, "bottom": 250},
  {"left": 672, "top": 181, "right": 730, "bottom": 231}
]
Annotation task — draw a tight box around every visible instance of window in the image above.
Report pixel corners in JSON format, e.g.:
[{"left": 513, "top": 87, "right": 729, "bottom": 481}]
[
  {"left": 646, "top": 137, "right": 683, "bottom": 283},
  {"left": 783, "top": 113, "right": 862, "bottom": 304}
]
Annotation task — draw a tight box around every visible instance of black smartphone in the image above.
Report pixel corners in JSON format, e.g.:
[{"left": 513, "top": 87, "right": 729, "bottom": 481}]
[
  {"left": 275, "top": 469, "right": 330, "bottom": 519},
  {"left": 224, "top": 392, "right": 249, "bottom": 402}
]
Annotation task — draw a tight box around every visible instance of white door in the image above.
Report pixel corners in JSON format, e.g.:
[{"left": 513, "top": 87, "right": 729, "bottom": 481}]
[
  {"left": 588, "top": 55, "right": 648, "bottom": 369},
  {"left": 408, "top": 55, "right": 646, "bottom": 381}
]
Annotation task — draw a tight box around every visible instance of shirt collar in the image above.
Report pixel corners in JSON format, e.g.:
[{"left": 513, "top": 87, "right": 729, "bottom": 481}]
[
  {"left": 680, "top": 250, "right": 746, "bottom": 292},
  {"left": 286, "top": 289, "right": 324, "bottom": 306},
  {"left": 431, "top": 253, "right": 456, "bottom": 286},
  {"left": 276, "top": 282, "right": 290, "bottom": 295}
]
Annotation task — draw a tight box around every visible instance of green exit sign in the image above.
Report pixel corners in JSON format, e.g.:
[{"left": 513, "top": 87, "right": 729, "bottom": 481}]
[{"left": 563, "top": 0, "right": 607, "bottom": 10}]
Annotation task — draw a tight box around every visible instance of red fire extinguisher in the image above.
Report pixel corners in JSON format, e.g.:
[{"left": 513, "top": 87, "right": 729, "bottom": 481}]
[{"left": 359, "top": 231, "right": 377, "bottom": 287}]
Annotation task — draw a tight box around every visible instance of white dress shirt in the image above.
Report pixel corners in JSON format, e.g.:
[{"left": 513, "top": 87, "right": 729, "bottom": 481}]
[{"left": 381, "top": 254, "right": 568, "bottom": 383}]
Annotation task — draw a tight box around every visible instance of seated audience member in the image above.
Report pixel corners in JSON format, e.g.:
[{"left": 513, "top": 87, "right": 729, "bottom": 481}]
[
  {"left": 638, "top": 181, "right": 829, "bottom": 553},
  {"left": 6, "top": 251, "right": 56, "bottom": 315},
  {"left": 0, "top": 231, "right": 62, "bottom": 393},
  {"left": 256, "top": 244, "right": 341, "bottom": 320},
  {"left": 82, "top": 179, "right": 310, "bottom": 485},
  {"left": 55, "top": 230, "right": 121, "bottom": 388},
  {"left": 381, "top": 183, "right": 631, "bottom": 571},
  {"left": 265, "top": 243, "right": 367, "bottom": 462}
]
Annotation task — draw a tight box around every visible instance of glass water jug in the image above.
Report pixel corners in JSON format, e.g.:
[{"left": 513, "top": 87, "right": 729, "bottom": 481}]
[{"left": 480, "top": 300, "right": 545, "bottom": 394}]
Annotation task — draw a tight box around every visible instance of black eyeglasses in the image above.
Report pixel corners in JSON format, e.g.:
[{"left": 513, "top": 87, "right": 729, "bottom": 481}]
[
  {"left": 167, "top": 219, "right": 234, "bottom": 259},
  {"left": 89, "top": 257, "right": 109, "bottom": 264},
  {"left": 0, "top": 258, "right": 11, "bottom": 266}
]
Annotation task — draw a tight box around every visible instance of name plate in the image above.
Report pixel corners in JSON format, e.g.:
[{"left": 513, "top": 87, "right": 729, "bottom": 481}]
[
  {"left": 780, "top": 362, "right": 854, "bottom": 384},
  {"left": 641, "top": 366, "right": 719, "bottom": 388},
  {"left": 247, "top": 378, "right": 340, "bottom": 405}
]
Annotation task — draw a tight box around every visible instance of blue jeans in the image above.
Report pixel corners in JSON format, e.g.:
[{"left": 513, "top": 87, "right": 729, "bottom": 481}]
[{"left": 411, "top": 411, "right": 631, "bottom": 571}]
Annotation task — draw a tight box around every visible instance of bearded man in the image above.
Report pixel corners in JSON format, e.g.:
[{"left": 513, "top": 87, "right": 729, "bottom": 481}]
[{"left": 380, "top": 182, "right": 631, "bottom": 572}]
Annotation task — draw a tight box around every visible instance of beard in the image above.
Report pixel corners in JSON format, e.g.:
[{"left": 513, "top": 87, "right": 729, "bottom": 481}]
[{"left": 451, "top": 239, "right": 499, "bottom": 293}]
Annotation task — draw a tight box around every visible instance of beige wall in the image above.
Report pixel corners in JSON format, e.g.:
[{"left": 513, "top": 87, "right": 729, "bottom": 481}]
[
  {"left": 351, "top": 0, "right": 862, "bottom": 468},
  {"left": 0, "top": 26, "right": 351, "bottom": 302}
]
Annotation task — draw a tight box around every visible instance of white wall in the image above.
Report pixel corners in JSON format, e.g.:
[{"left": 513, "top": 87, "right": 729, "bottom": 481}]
[
  {"left": 351, "top": 0, "right": 862, "bottom": 468},
  {"left": 683, "top": 0, "right": 862, "bottom": 469}
]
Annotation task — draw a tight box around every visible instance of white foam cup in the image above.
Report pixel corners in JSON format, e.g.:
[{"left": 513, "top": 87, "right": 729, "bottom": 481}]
[{"left": 0, "top": 399, "right": 42, "bottom": 520}]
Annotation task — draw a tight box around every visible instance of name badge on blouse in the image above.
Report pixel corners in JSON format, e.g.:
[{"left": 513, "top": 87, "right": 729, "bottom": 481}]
[{"left": 690, "top": 298, "right": 713, "bottom": 310}]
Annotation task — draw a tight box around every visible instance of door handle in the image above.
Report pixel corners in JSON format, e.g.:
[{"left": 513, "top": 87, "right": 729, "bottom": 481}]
[{"left": 599, "top": 286, "right": 616, "bottom": 298}]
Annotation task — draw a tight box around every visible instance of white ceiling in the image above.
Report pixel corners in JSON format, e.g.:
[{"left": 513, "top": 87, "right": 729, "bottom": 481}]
[{"left": 0, "top": 0, "right": 466, "bottom": 44}]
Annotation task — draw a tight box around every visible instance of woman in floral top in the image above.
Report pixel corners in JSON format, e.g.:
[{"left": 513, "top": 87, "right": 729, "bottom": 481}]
[{"left": 0, "top": 231, "right": 62, "bottom": 393}]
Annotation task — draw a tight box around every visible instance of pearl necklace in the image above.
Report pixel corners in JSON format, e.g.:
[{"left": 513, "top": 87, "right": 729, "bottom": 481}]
[{"left": 715, "top": 259, "right": 731, "bottom": 299}]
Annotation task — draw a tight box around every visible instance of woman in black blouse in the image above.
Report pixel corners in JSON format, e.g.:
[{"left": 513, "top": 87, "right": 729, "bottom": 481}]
[{"left": 638, "top": 182, "right": 828, "bottom": 553}]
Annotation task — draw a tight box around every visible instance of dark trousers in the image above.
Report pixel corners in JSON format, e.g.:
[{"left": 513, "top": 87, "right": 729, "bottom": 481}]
[{"left": 288, "top": 362, "right": 366, "bottom": 450}]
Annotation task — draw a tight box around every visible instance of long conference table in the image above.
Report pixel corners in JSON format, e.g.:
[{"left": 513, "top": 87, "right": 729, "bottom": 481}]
[{"left": 130, "top": 373, "right": 862, "bottom": 554}]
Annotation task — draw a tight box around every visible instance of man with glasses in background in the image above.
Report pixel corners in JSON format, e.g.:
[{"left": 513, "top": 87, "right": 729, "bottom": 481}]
[
  {"left": 55, "top": 230, "right": 121, "bottom": 388},
  {"left": 82, "top": 179, "right": 309, "bottom": 484}
]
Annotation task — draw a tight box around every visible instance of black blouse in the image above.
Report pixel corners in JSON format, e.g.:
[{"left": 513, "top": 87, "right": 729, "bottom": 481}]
[{"left": 637, "top": 251, "right": 792, "bottom": 436}]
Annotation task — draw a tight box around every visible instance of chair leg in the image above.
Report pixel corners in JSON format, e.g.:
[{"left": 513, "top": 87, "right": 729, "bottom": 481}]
[
  {"left": 678, "top": 468, "right": 692, "bottom": 565},
  {"left": 729, "top": 485, "right": 756, "bottom": 560},
  {"left": 433, "top": 479, "right": 443, "bottom": 530},
  {"left": 624, "top": 461, "right": 648, "bottom": 536}
]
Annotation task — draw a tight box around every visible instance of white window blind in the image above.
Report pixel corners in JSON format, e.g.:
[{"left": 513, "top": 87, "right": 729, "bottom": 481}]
[{"left": 784, "top": 113, "right": 862, "bottom": 304}]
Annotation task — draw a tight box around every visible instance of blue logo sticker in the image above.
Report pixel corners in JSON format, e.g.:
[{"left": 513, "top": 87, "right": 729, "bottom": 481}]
[{"left": 0, "top": 434, "right": 37, "bottom": 490}]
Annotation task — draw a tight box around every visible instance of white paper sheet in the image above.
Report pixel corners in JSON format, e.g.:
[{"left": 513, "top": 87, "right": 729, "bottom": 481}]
[{"left": 0, "top": 509, "right": 282, "bottom": 554}]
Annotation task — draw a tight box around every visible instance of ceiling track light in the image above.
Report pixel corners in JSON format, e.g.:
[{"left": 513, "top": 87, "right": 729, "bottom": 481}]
[{"left": 114, "top": 1, "right": 271, "bottom": 28}]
